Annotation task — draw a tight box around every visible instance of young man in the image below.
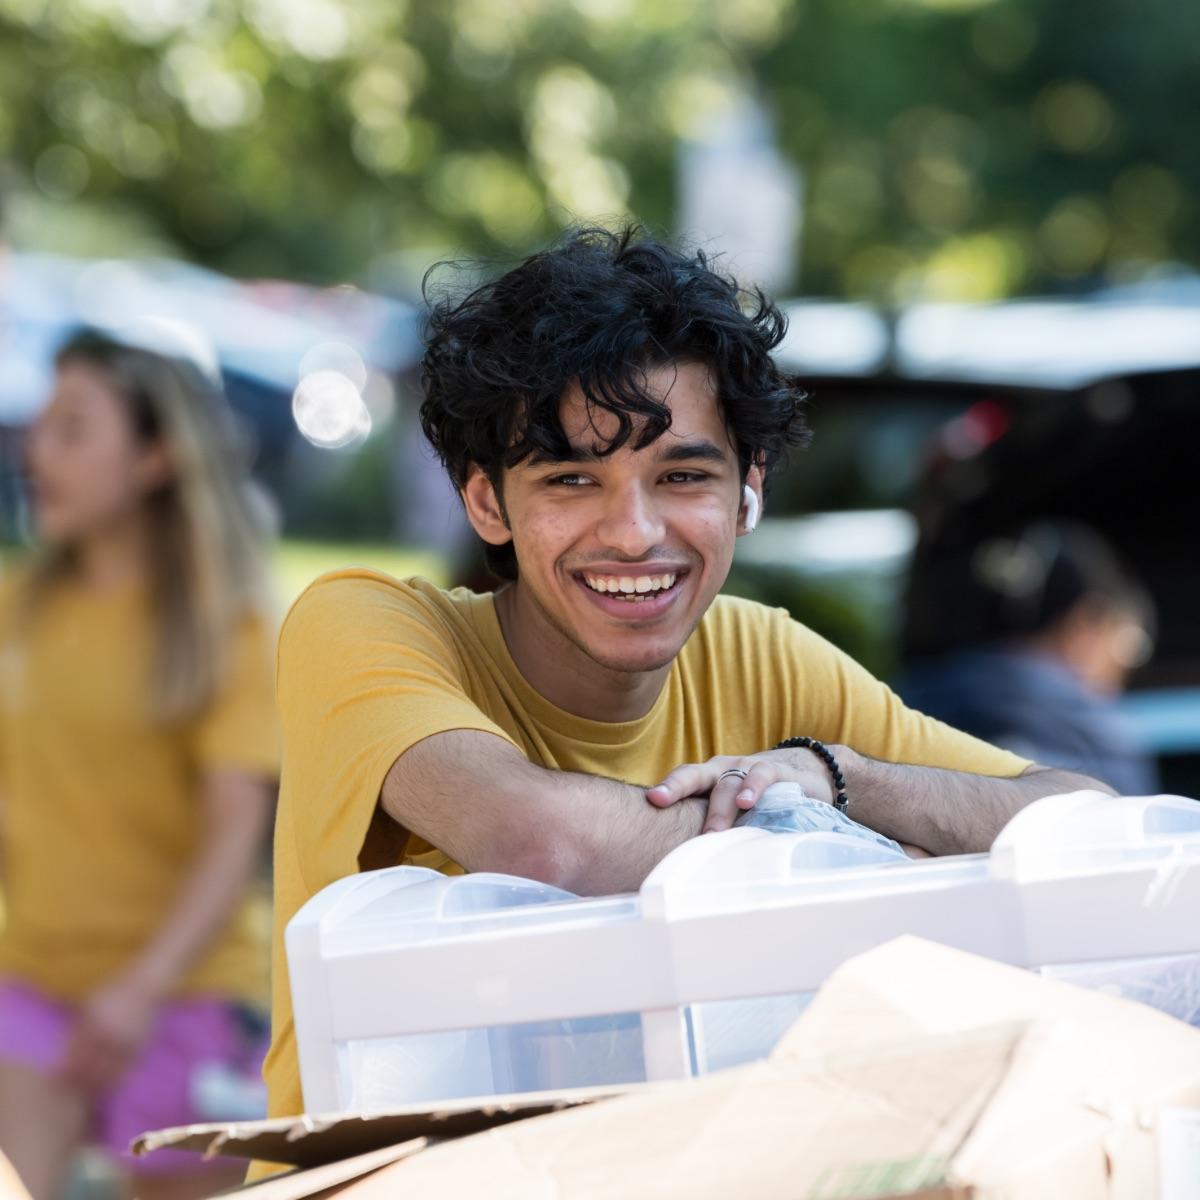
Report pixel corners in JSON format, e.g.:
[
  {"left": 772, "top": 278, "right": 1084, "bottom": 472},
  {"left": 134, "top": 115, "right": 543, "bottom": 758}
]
[{"left": 260, "top": 227, "right": 1109, "bottom": 1130}]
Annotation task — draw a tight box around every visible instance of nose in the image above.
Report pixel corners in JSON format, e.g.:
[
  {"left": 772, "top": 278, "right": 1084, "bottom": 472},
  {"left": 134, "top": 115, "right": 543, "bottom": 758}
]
[{"left": 594, "top": 481, "right": 666, "bottom": 560}]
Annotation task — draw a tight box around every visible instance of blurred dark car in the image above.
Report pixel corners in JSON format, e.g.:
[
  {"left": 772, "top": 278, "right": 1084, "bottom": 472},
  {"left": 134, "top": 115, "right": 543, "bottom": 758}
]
[{"left": 756, "top": 289, "right": 1200, "bottom": 798}]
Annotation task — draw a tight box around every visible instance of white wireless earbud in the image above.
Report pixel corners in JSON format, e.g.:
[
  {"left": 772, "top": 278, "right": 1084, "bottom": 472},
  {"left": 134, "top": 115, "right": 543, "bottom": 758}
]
[{"left": 742, "top": 484, "right": 760, "bottom": 532}]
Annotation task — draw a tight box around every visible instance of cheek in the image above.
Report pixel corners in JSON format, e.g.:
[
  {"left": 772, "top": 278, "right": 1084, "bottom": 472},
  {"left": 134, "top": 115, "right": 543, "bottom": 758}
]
[
  {"left": 511, "top": 503, "right": 587, "bottom": 567},
  {"left": 62, "top": 442, "right": 145, "bottom": 509},
  {"left": 670, "top": 497, "right": 738, "bottom": 552}
]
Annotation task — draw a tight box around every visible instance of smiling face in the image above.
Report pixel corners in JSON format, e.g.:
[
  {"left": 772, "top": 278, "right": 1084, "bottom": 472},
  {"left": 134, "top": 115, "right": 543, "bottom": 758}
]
[{"left": 463, "top": 361, "right": 761, "bottom": 682}]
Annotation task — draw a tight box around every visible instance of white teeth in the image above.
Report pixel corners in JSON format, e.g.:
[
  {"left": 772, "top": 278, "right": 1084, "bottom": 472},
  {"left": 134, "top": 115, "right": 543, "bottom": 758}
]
[{"left": 582, "top": 572, "right": 680, "bottom": 595}]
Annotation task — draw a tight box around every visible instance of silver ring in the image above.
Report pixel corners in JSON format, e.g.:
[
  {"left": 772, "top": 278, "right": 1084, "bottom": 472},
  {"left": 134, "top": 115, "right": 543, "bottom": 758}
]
[{"left": 717, "top": 768, "right": 748, "bottom": 783}]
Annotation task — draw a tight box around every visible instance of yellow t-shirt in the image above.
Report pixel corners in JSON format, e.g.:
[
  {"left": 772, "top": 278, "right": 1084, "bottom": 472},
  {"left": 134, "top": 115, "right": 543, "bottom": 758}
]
[
  {"left": 0, "top": 574, "right": 279, "bottom": 1006},
  {"left": 262, "top": 569, "right": 1031, "bottom": 1130}
]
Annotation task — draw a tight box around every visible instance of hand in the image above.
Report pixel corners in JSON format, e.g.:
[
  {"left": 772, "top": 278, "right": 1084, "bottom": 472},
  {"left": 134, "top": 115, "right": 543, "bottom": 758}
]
[
  {"left": 59, "top": 975, "right": 162, "bottom": 1092},
  {"left": 646, "top": 746, "right": 843, "bottom": 834}
]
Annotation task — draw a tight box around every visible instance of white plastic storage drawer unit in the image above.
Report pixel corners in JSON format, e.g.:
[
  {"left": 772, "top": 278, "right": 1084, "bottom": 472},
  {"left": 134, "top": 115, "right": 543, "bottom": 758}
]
[
  {"left": 287, "top": 791, "right": 1200, "bottom": 1113},
  {"left": 992, "top": 791, "right": 1200, "bottom": 1026},
  {"left": 286, "top": 867, "right": 668, "bottom": 1113},
  {"left": 638, "top": 828, "right": 1021, "bottom": 1075},
  {"left": 287, "top": 828, "right": 1019, "bottom": 1110}
]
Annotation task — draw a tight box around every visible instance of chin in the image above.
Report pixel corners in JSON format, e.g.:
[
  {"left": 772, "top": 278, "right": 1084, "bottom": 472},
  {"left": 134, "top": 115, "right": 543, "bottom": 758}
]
[{"left": 581, "top": 639, "right": 683, "bottom": 675}]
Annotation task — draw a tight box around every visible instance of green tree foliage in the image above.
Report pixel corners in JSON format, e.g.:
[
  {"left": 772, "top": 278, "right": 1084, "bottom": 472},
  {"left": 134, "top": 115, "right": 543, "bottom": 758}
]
[
  {"left": 756, "top": 0, "right": 1200, "bottom": 300},
  {"left": 0, "top": 0, "right": 1195, "bottom": 298}
]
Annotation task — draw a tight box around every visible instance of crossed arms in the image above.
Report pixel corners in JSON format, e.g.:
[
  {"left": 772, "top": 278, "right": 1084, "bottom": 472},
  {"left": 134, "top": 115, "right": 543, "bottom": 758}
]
[{"left": 382, "top": 729, "right": 1113, "bottom": 896}]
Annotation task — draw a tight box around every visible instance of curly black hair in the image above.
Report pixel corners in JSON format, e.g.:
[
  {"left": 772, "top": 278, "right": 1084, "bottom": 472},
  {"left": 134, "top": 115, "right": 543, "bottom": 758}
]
[{"left": 420, "top": 225, "right": 810, "bottom": 579}]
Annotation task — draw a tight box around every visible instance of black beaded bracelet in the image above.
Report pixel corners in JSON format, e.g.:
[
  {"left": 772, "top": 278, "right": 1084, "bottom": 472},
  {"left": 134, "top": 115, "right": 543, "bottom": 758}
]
[{"left": 773, "top": 736, "right": 849, "bottom": 814}]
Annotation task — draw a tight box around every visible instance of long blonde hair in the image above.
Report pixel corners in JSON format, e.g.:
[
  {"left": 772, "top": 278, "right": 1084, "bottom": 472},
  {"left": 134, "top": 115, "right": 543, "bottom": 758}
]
[{"left": 24, "top": 328, "right": 275, "bottom": 722}]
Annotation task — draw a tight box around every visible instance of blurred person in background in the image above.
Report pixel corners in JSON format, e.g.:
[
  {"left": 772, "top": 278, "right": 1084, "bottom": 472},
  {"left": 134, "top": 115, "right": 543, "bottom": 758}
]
[
  {"left": 0, "top": 330, "right": 279, "bottom": 1200},
  {"left": 900, "top": 520, "right": 1157, "bottom": 796}
]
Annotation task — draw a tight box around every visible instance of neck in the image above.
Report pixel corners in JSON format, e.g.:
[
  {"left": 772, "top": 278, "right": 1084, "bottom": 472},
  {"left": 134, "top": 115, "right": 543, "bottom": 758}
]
[
  {"left": 73, "top": 511, "right": 151, "bottom": 592},
  {"left": 494, "top": 580, "right": 671, "bottom": 723}
]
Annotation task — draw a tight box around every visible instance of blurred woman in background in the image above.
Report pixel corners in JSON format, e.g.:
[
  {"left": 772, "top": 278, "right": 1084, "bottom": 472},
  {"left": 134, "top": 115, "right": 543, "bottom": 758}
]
[{"left": 0, "top": 330, "right": 278, "bottom": 1200}]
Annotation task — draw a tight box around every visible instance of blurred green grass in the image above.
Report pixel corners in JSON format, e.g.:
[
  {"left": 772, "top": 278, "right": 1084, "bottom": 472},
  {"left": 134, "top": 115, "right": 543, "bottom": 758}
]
[{"left": 273, "top": 541, "right": 449, "bottom": 605}]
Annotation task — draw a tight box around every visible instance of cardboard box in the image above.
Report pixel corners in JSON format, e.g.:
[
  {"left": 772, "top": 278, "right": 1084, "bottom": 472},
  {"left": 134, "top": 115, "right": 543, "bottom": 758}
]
[
  {"left": 130, "top": 1084, "right": 638, "bottom": 1170},
  {"left": 136, "top": 938, "right": 1200, "bottom": 1198}
]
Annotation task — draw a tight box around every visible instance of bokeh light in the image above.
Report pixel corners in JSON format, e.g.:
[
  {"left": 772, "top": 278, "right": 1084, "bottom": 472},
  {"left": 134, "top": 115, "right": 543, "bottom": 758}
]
[
  {"left": 292, "top": 368, "right": 371, "bottom": 450},
  {"left": 1035, "top": 81, "right": 1115, "bottom": 155},
  {"left": 298, "top": 341, "right": 367, "bottom": 392}
]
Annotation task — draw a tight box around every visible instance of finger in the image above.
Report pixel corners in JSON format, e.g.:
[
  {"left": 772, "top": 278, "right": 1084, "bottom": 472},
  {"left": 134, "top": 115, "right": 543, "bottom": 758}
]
[
  {"left": 703, "top": 762, "right": 780, "bottom": 833},
  {"left": 702, "top": 764, "right": 760, "bottom": 833},
  {"left": 646, "top": 761, "right": 728, "bottom": 807},
  {"left": 732, "top": 762, "right": 781, "bottom": 811}
]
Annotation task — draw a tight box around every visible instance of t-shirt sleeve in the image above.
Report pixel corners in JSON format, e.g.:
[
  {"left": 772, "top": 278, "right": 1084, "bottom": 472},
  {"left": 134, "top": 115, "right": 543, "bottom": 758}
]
[
  {"left": 275, "top": 573, "right": 518, "bottom": 890},
  {"left": 778, "top": 611, "right": 1033, "bottom": 778},
  {"left": 189, "top": 611, "right": 280, "bottom": 776}
]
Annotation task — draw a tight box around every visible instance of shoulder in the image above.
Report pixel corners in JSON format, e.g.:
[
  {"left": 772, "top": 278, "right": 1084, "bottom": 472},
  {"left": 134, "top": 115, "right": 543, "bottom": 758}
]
[
  {"left": 284, "top": 568, "right": 442, "bottom": 623},
  {"left": 691, "top": 593, "right": 812, "bottom": 651},
  {"left": 685, "top": 594, "right": 856, "bottom": 689},
  {"left": 279, "top": 569, "right": 476, "bottom": 652},
  {"left": 682, "top": 594, "right": 794, "bottom": 676}
]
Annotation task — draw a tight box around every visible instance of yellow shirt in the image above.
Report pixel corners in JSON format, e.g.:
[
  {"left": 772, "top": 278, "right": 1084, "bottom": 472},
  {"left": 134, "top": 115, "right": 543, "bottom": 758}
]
[
  {"left": 262, "top": 569, "right": 1031, "bottom": 1130},
  {"left": 0, "top": 574, "right": 279, "bottom": 1005}
]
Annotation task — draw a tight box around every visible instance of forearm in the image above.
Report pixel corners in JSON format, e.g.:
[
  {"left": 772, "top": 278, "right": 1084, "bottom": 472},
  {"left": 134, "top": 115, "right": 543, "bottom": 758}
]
[
  {"left": 519, "top": 765, "right": 706, "bottom": 895},
  {"left": 125, "top": 773, "right": 272, "bottom": 996},
  {"left": 383, "top": 730, "right": 705, "bottom": 896},
  {"left": 839, "top": 748, "right": 1116, "bottom": 856}
]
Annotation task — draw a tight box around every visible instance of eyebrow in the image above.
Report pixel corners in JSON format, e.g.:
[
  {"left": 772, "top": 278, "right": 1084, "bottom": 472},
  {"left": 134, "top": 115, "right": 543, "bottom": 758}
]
[
  {"left": 527, "top": 438, "right": 732, "bottom": 467},
  {"left": 657, "top": 439, "right": 731, "bottom": 465}
]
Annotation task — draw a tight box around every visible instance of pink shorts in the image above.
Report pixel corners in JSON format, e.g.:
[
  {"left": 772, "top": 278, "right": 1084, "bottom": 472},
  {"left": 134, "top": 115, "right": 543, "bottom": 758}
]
[{"left": 0, "top": 979, "right": 263, "bottom": 1176}]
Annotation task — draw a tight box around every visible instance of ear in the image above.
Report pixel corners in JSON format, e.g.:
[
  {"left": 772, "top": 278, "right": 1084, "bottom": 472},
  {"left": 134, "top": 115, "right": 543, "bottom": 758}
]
[
  {"left": 461, "top": 464, "right": 514, "bottom": 548},
  {"left": 737, "top": 462, "right": 765, "bottom": 537}
]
